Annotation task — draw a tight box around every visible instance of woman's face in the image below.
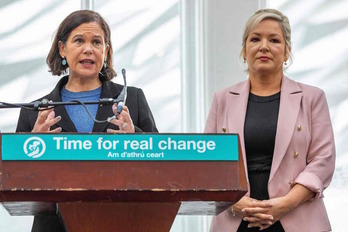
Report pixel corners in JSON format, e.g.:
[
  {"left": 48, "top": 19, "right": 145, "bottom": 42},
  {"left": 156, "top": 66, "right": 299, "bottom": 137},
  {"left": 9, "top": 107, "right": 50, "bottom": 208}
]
[
  {"left": 59, "top": 22, "right": 109, "bottom": 80},
  {"left": 244, "top": 19, "right": 288, "bottom": 76}
]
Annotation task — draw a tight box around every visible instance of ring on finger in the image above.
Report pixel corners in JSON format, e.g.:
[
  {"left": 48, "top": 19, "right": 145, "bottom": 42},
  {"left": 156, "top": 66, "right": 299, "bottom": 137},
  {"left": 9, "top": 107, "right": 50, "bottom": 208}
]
[{"left": 122, "top": 123, "right": 127, "bottom": 129}]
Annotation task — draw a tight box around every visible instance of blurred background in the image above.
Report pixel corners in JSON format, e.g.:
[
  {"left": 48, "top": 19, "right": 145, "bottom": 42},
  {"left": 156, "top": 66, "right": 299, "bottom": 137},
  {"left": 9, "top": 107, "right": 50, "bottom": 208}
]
[{"left": 0, "top": 0, "right": 347, "bottom": 231}]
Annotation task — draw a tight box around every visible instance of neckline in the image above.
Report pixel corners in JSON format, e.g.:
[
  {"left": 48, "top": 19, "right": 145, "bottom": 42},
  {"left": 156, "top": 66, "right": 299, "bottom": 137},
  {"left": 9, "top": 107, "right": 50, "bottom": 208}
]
[
  {"left": 249, "top": 91, "right": 280, "bottom": 103},
  {"left": 61, "top": 85, "right": 102, "bottom": 98}
]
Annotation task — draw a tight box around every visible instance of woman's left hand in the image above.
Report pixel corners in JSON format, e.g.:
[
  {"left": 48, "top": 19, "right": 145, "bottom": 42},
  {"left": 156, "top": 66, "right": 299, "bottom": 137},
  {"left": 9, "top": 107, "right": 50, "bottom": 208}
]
[
  {"left": 244, "top": 184, "right": 315, "bottom": 230},
  {"left": 107, "top": 104, "right": 135, "bottom": 133},
  {"left": 243, "top": 197, "right": 290, "bottom": 230}
]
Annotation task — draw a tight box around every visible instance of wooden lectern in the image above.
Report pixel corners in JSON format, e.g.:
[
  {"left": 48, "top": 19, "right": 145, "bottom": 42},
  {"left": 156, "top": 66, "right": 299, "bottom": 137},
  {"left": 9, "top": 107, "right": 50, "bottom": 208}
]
[{"left": 0, "top": 134, "right": 247, "bottom": 232}]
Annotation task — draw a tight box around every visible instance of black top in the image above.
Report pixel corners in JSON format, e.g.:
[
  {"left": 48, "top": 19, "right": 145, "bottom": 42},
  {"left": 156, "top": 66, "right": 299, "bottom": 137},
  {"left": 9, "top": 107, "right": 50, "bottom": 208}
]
[
  {"left": 238, "top": 92, "right": 284, "bottom": 232},
  {"left": 244, "top": 92, "right": 280, "bottom": 200}
]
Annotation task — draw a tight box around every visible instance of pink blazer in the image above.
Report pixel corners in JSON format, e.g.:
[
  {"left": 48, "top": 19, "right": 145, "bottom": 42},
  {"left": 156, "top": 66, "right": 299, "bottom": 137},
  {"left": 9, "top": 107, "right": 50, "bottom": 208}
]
[{"left": 204, "top": 76, "right": 336, "bottom": 232}]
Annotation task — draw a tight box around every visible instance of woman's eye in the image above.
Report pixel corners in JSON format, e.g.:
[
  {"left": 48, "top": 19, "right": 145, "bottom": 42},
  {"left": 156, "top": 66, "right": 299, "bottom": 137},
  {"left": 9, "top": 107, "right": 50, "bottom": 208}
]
[
  {"left": 94, "top": 40, "right": 102, "bottom": 46},
  {"left": 250, "top": 38, "right": 259, "bottom": 42},
  {"left": 271, "top": 39, "right": 280, "bottom": 43},
  {"left": 75, "top": 38, "right": 83, "bottom": 44}
]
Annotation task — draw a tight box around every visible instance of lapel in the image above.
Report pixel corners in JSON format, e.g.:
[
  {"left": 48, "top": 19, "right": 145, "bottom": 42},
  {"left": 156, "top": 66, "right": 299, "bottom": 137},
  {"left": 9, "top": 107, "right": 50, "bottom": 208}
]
[
  {"left": 269, "top": 76, "right": 302, "bottom": 180},
  {"left": 226, "top": 80, "right": 250, "bottom": 181},
  {"left": 92, "top": 80, "right": 121, "bottom": 132},
  {"left": 47, "top": 76, "right": 78, "bottom": 132}
]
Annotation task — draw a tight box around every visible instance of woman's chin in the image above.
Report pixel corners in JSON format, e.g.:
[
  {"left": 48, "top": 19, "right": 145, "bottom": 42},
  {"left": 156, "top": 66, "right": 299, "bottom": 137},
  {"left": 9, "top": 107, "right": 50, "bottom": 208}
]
[{"left": 71, "top": 70, "right": 100, "bottom": 79}]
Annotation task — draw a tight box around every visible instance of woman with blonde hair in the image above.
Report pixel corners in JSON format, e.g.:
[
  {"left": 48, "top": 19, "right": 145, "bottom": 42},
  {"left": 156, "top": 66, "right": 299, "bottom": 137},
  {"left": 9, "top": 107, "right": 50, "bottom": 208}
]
[{"left": 205, "top": 9, "right": 335, "bottom": 231}]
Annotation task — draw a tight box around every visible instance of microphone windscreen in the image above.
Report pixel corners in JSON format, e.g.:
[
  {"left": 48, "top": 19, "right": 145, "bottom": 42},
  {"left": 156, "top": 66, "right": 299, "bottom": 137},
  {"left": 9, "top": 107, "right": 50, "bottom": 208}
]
[{"left": 116, "top": 101, "right": 124, "bottom": 114}]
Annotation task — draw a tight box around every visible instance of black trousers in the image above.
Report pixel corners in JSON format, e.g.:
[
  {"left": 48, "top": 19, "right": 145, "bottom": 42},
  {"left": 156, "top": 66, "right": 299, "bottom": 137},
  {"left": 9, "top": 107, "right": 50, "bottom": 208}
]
[
  {"left": 237, "top": 220, "right": 285, "bottom": 232},
  {"left": 31, "top": 215, "right": 66, "bottom": 232}
]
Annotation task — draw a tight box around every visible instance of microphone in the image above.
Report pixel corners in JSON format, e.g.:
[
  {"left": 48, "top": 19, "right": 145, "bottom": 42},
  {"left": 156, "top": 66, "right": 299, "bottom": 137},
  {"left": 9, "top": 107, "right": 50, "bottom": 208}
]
[
  {"left": 107, "top": 69, "right": 127, "bottom": 122},
  {"left": 116, "top": 69, "right": 128, "bottom": 115}
]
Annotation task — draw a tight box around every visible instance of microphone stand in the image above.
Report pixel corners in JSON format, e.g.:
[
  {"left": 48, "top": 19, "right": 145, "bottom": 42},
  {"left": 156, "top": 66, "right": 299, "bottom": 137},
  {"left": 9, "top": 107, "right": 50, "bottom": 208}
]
[
  {"left": 0, "top": 98, "right": 121, "bottom": 110},
  {"left": 0, "top": 69, "right": 128, "bottom": 123}
]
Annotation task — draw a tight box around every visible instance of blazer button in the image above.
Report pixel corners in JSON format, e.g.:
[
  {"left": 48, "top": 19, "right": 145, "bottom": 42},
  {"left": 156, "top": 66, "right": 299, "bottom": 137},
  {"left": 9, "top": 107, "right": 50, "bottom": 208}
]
[
  {"left": 294, "top": 152, "right": 299, "bottom": 158},
  {"left": 222, "top": 127, "right": 226, "bottom": 133},
  {"left": 297, "top": 125, "right": 302, "bottom": 131},
  {"left": 289, "top": 181, "right": 295, "bottom": 186}
]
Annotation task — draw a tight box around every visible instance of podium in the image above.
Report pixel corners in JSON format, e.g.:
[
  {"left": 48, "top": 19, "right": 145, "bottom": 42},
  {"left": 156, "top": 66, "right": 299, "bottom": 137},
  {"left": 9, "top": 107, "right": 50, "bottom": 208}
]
[{"left": 0, "top": 133, "right": 247, "bottom": 232}]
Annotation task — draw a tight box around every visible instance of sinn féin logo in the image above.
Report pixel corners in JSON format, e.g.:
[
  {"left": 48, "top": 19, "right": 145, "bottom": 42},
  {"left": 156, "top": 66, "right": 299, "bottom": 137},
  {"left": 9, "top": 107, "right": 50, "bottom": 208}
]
[{"left": 23, "top": 137, "right": 46, "bottom": 158}]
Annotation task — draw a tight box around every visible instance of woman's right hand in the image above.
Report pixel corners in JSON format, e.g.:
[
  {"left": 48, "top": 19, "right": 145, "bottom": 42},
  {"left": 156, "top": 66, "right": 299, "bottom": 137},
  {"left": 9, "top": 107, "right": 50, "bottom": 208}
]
[
  {"left": 107, "top": 104, "right": 135, "bottom": 133},
  {"left": 32, "top": 108, "right": 62, "bottom": 133},
  {"left": 231, "top": 196, "right": 274, "bottom": 228}
]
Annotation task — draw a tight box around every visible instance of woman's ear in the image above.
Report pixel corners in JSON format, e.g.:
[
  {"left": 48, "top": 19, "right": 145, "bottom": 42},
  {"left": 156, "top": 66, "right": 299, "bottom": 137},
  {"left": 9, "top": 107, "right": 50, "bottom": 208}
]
[
  {"left": 58, "top": 41, "right": 65, "bottom": 57},
  {"left": 104, "top": 44, "right": 110, "bottom": 60},
  {"left": 285, "top": 46, "right": 291, "bottom": 61}
]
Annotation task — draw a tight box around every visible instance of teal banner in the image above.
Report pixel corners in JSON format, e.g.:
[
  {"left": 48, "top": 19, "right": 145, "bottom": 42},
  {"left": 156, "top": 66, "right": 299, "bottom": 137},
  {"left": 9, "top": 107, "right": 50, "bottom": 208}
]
[{"left": 1, "top": 134, "right": 238, "bottom": 161}]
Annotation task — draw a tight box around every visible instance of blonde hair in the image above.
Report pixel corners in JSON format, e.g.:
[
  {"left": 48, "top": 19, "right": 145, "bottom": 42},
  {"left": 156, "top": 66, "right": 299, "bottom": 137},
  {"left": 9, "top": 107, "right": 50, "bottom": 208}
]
[{"left": 240, "top": 9, "right": 293, "bottom": 66}]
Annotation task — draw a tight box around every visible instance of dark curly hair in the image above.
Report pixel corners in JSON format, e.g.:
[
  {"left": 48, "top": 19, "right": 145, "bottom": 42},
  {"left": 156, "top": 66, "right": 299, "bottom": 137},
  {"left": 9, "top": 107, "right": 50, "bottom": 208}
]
[{"left": 46, "top": 10, "right": 116, "bottom": 81}]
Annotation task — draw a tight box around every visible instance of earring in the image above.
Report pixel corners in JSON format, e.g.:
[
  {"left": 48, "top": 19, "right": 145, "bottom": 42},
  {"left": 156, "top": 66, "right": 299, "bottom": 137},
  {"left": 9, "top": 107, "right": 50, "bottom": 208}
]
[
  {"left": 284, "top": 61, "right": 287, "bottom": 65},
  {"left": 61, "top": 56, "right": 67, "bottom": 66},
  {"left": 103, "top": 60, "right": 107, "bottom": 69},
  {"left": 243, "top": 59, "right": 246, "bottom": 63}
]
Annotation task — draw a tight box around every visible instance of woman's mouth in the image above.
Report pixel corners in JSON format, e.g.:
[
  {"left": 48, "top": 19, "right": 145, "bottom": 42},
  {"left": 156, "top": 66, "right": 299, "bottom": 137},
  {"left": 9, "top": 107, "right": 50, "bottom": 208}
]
[
  {"left": 80, "top": 59, "right": 95, "bottom": 65},
  {"left": 258, "top": 56, "right": 270, "bottom": 61}
]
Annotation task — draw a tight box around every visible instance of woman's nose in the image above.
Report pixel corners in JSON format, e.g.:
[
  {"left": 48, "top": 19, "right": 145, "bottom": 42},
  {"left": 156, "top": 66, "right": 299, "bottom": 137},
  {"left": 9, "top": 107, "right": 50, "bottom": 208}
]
[
  {"left": 259, "top": 39, "right": 270, "bottom": 52},
  {"left": 83, "top": 43, "right": 93, "bottom": 54}
]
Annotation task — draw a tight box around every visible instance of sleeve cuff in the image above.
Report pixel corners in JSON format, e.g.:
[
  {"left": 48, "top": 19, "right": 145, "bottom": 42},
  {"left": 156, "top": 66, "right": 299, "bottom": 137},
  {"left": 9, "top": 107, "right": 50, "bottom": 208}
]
[{"left": 295, "top": 172, "right": 324, "bottom": 200}]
